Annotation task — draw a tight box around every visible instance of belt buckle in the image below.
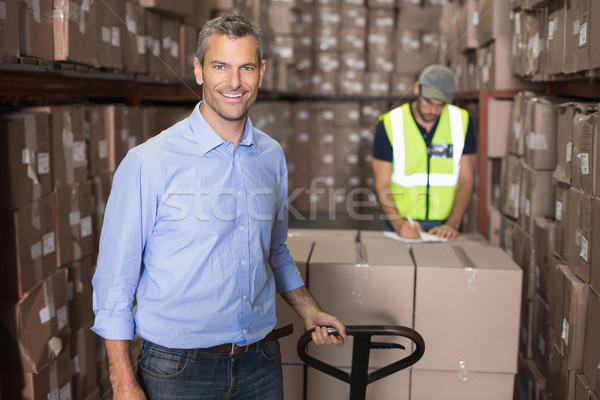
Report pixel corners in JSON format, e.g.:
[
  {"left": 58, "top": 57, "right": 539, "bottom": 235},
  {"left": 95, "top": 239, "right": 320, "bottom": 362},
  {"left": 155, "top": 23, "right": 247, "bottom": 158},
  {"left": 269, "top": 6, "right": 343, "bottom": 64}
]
[{"left": 230, "top": 343, "right": 249, "bottom": 354}]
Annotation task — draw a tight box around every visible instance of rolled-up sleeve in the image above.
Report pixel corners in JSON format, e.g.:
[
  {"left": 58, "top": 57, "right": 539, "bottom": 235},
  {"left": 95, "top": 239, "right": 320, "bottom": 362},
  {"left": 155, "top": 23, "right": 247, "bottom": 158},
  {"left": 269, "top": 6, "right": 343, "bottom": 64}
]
[
  {"left": 269, "top": 163, "right": 304, "bottom": 293},
  {"left": 91, "top": 152, "right": 160, "bottom": 340}
]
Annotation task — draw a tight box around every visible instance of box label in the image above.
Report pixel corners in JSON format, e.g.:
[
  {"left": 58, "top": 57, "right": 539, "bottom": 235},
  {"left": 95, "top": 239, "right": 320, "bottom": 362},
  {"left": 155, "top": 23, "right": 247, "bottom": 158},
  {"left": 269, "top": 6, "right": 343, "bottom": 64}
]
[
  {"left": 556, "top": 201, "right": 562, "bottom": 221},
  {"left": 57, "top": 305, "right": 68, "bottom": 330},
  {"left": 578, "top": 153, "right": 590, "bottom": 174},
  {"left": 73, "top": 141, "right": 86, "bottom": 163},
  {"left": 69, "top": 210, "right": 81, "bottom": 226},
  {"left": 102, "top": 26, "right": 111, "bottom": 43},
  {"left": 0, "top": 2, "right": 6, "bottom": 20},
  {"left": 580, "top": 236, "right": 589, "bottom": 261},
  {"left": 562, "top": 318, "right": 569, "bottom": 344},
  {"left": 60, "top": 383, "right": 72, "bottom": 400},
  {"left": 579, "top": 22, "right": 587, "bottom": 46},
  {"left": 39, "top": 306, "right": 51, "bottom": 324},
  {"left": 80, "top": 216, "right": 92, "bottom": 237},
  {"left": 31, "top": 241, "right": 42, "bottom": 260},
  {"left": 111, "top": 26, "right": 120, "bottom": 48},
  {"left": 43, "top": 232, "right": 56, "bottom": 255},
  {"left": 566, "top": 142, "right": 572, "bottom": 162},
  {"left": 98, "top": 139, "right": 108, "bottom": 160},
  {"left": 22, "top": 149, "right": 34, "bottom": 165},
  {"left": 38, "top": 152, "right": 50, "bottom": 174}
]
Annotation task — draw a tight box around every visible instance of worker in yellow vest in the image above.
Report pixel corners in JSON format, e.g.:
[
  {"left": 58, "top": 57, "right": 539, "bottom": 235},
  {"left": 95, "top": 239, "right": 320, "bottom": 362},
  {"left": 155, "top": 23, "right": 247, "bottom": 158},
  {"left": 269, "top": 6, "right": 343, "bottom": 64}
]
[{"left": 372, "top": 65, "right": 476, "bottom": 240}]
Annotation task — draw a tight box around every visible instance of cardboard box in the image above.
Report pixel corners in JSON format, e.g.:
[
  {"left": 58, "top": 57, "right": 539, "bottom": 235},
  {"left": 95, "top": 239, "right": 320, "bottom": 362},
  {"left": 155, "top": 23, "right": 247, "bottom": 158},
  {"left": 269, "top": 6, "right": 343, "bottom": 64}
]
[
  {"left": 565, "top": 0, "right": 594, "bottom": 73},
  {"left": 91, "top": 173, "right": 111, "bottom": 252},
  {"left": 487, "top": 99, "right": 512, "bottom": 158},
  {"left": 0, "top": 347, "right": 72, "bottom": 400},
  {"left": 591, "top": 0, "right": 600, "bottom": 70},
  {"left": 515, "top": 355, "right": 547, "bottom": 400},
  {"left": 411, "top": 369, "right": 515, "bottom": 400},
  {"left": 276, "top": 236, "right": 312, "bottom": 365},
  {"left": 19, "top": 0, "right": 53, "bottom": 58},
  {"left": 138, "top": 0, "right": 193, "bottom": 18},
  {"left": 583, "top": 287, "right": 600, "bottom": 398},
  {"left": 52, "top": 0, "right": 97, "bottom": 66},
  {"left": 519, "top": 162, "right": 554, "bottom": 235},
  {"left": 54, "top": 180, "right": 94, "bottom": 267},
  {"left": 96, "top": 0, "right": 124, "bottom": 69},
  {"left": 488, "top": 158, "right": 504, "bottom": 209},
  {"left": 1, "top": 0, "right": 20, "bottom": 57},
  {"left": 282, "top": 365, "right": 304, "bottom": 400},
  {"left": 0, "top": 268, "right": 70, "bottom": 373},
  {"left": 546, "top": 1, "right": 566, "bottom": 75},
  {"left": 513, "top": 224, "right": 535, "bottom": 301},
  {"left": 533, "top": 293, "right": 550, "bottom": 375},
  {"left": 523, "top": 96, "right": 561, "bottom": 171},
  {"left": 553, "top": 264, "right": 589, "bottom": 370},
  {"left": 567, "top": 187, "right": 593, "bottom": 282},
  {"left": 159, "top": 15, "right": 181, "bottom": 79},
  {"left": 501, "top": 154, "right": 522, "bottom": 220},
  {"left": 555, "top": 182, "right": 570, "bottom": 261},
  {"left": 306, "top": 366, "right": 409, "bottom": 400},
  {"left": 0, "top": 194, "right": 56, "bottom": 298},
  {"left": 0, "top": 111, "right": 53, "bottom": 211},
  {"left": 592, "top": 198, "right": 600, "bottom": 293},
  {"left": 308, "top": 237, "right": 414, "bottom": 368},
  {"left": 122, "top": 1, "right": 147, "bottom": 74},
  {"left": 555, "top": 102, "right": 576, "bottom": 185},
  {"left": 534, "top": 217, "right": 555, "bottom": 303},
  {"left": 180, "top": 24, "right": 198, "bottom": 81},
  {"left": 508, "top": 91, "right": 535, "bottom": 157},
  {"left": 488, "top": 207, "right": 502, "bottom": 247},
  {"left": 478, "top": 0, "right": 512, "bottom": 46},
  {"left": 71, "top": 323, "right": 98, "bottom": 400},
  {"left": 145, "top": 10, "right": 164, "bottom": 78},
  {"left": 67, "top": 256, "right": 94, "bottom": 334},
  {"left": 572, "top": 106, "right": 599, "bottom": 195},
  {"left": 412, "top": 243, "right": 522, "bottom": 373},
  {"left": 397, "top": 3, "right": 442, "bottom": 30},
  {"left": 547, "top": 341, "right": 578, "bottom": 400},
  {"left": 520, "top": 300, "right": 534, "bottom": 359},
  {"left": 84, "top": 105, "right": 110, "bottom": 177}
]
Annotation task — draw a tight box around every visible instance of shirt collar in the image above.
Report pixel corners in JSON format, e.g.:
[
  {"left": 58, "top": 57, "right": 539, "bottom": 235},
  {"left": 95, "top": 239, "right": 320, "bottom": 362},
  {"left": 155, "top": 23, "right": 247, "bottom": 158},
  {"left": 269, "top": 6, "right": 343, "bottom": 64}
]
[{"left": 190, "top": 102, "right": 260, "bottom": 155}]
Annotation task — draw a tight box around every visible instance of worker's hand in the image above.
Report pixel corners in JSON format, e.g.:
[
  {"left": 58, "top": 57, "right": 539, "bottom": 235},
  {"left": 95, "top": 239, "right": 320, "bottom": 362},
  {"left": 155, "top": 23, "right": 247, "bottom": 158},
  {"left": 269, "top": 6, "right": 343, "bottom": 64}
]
[
  {"left": 111, "top": 381, "right": 146, "bottom": 400},
  {"left": 428, "top": 223, "right": 459, "bottom": 240},
  {"left": 305, "top": 312, "right": 346, "bottom": 347},
  {"left": 392, "top": 218, "right": 421, "bottom": 239}
]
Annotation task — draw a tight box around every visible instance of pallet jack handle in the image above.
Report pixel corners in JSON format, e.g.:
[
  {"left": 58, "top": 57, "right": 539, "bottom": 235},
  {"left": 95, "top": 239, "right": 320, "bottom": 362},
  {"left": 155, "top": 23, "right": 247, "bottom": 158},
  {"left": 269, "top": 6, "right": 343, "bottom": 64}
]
[{"left": 297, "top": 325, "right": 425, "bottom": 400}]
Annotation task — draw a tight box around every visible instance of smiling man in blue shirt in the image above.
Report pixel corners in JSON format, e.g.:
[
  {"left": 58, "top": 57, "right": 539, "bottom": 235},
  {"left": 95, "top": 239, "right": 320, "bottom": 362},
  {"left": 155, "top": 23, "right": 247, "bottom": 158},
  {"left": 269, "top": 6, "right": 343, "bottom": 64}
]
[{"left": 92, "top": 15, "right": 346, "bottom": 400}]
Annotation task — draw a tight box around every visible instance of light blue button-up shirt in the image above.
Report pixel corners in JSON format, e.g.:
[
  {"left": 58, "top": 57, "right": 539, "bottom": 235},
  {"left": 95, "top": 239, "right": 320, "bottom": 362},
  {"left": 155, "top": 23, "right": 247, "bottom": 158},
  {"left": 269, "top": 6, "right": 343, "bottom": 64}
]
[{"left": 92, "top": 102, "right": 304, "bottom": 349}]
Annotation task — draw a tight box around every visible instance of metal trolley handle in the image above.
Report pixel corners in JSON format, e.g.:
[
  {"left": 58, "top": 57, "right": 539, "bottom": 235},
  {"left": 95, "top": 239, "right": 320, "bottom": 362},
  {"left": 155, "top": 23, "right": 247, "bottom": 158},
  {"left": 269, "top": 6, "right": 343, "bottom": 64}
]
[{"left": 297, "top": 325, "right": 425, "bottom": 400}]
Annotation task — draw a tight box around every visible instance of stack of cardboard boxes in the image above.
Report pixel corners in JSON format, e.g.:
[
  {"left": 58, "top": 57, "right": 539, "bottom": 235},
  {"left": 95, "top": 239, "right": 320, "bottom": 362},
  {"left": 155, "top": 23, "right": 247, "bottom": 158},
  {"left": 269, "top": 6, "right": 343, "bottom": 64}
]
[
  {"left": 494, "top": 92, "right": 600, "bottom": 399},
  {"left": 278, "top": 229, "right": 522, "bottom": 399}
]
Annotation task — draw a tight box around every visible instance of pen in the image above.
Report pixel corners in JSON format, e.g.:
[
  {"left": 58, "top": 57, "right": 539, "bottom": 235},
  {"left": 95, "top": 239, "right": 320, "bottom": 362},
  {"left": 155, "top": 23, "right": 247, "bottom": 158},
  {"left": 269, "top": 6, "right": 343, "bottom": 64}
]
[{"left": 406, "top": 214, "right": 415, "bottom": 226}]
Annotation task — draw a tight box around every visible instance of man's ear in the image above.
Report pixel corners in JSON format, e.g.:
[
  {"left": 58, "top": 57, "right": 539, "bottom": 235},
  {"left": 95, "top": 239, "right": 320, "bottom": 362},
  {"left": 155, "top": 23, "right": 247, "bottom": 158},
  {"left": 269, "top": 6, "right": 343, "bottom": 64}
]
[
  {"left": 413, "top": 83, "right": 420, "bottom": 96},
  {"left": 194, "top": 57, "right": 203, "bottom": 85}
]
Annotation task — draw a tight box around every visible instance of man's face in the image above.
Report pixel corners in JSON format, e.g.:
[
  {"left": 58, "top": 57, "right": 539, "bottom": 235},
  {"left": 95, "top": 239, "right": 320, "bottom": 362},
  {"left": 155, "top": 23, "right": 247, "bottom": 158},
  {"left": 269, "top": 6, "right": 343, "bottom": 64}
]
[
  {"left": 195, "top": 34, "right": 265, "bottom": 124},
  {"left": 415, "top": 95, "right": 446, "bottom": 123}
]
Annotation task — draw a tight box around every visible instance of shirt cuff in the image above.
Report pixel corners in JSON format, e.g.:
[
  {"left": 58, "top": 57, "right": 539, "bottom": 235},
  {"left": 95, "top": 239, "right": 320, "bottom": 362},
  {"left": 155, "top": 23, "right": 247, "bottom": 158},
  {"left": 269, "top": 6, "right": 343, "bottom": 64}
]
[{"left": 91, "top": 311, "right": 135, "bottom": 340}]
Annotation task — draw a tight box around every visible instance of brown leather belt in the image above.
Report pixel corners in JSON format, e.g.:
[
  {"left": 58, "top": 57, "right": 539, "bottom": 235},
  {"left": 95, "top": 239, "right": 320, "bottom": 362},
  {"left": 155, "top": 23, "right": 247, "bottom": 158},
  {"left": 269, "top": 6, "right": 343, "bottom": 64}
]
[{"left": 181, "top": 323, "right": 294, "bottom": 355}]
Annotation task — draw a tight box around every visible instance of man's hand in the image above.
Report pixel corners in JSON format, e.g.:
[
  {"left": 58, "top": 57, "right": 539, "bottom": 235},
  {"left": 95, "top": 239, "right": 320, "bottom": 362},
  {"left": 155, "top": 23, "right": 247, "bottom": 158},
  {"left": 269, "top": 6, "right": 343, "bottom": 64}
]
[
  {"left": 428, "top": 223, "right": 459, "bottom": 240},
  {"left": 112, "top": 383, "right": 146, "bottom": 400},
  {"left": 392, "top": 218, "right": 422, "bottom": 239},
  {"left": 305, "top": 311, "right": 347, "bottom": 347}
]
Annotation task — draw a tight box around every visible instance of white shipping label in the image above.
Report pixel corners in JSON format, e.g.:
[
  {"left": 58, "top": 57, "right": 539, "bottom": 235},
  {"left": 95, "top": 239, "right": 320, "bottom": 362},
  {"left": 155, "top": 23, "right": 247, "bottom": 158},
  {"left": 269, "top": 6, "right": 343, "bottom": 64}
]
[
  {"left": 580, "top": 237, "right": 589, "bottom": 262},
  {"left": 0, "top": 2, "right": 6, "bottom": 20},
  {"left": 39, "top": 306, "right": 51, "bottom": 324},
  {"left": 562, "top": 318, "right": 569, "bottom": 343},
  {"left": 38, "top": 153, "right": 50, "bottom": 174},
  {"left": 22, "top": 149, "right": 34, "bottom": 164},
  {"left": 57, "top": 305, "right": 68, "bottom": 330},
  {"left": 98, "top": 139, "right": 108, "bottom": 160},
  {"left": 566, "top": 142, "right": 572, "bottom": 162},
  {"left": 548, "top": 19, "right": 556, "bottom": 41},
  {"left": 102, "top": 26, "right": 111, "bottom": 43},
  {"left": 59, "top": 383, "right": 72, "bottom": 400},
  {"left": 509, "top": 184, "right": 517, "bottom": 200},
  {"left": 556, "top": 201, "right": 563, "bottom": 221},
  {"left": 73, "top": 141, "right": 86, "bottom": 163},
  {"left": 111, "top": 26, "right": 121, "bottom": 48},
  {"left": 80, "top": 216, "right": 92, "bottom": 238},
  {"left": 43, "top": 232, "right": 56, "bottom": 255},
  {"left": 69, "top": 210, "right": 81, "bottom": 226},
  {"left": 163, "top": 36, "right": 171, "bottom": 50},
  {"left": 472, "top": 11, "right": 479, "bottom": 26},
  {"left": 515, "top": 13, "right": 521, "bottom": 35},
  {"left": 126, "top": 18, "right": 136, "bottom": 33},
  {"left": 514, "top": 122, "right": 522, "bottom": 138},
  {"left": 31, "top": 241, "right": 42, "bottom": 260},
  {"left": 524, "top": 198, "right": 531, "bottom": 216},
  {"left": 62, "top": 129, "right": 74, "bottom": 147},
  {"left": 33, "top": 0, "right": 40, "bottom": 23},
  {"left": 171, "top": 42, "right": 179, "bottom": 58},
  {"left": 579, "top": 22, "right": 587, "bottom": 46},
  {"left": 137, "top": 36, "right": 146, "bottom": 55},
  {"left": 48, "top": 390, "right": 59, "bottom": 400},
  {"left": 82, "top": 0, "right": 90, "bottom": 11},
  {"left": 578, "top": 153, "right": 590, "bottom": 174},
  {"left": 121, "top": 128, "right": 129, "bottom": 141}
]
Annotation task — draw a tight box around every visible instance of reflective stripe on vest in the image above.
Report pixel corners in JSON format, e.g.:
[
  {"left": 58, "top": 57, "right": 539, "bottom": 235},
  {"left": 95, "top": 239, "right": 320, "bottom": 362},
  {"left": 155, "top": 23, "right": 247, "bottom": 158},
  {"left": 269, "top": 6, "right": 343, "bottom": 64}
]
[{"left": 390, "top": 104, "right": 465, "bottom": 188}]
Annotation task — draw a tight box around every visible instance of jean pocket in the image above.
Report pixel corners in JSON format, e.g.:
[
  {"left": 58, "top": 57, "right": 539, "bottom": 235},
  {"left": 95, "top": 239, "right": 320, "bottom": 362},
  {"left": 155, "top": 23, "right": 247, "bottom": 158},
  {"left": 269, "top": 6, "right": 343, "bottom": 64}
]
[
  {"left": 257, "top": 340, "right": 281, "bottom": 361},
  {"left": 139, "top": 342, "right": 189, "bottom": 379}
]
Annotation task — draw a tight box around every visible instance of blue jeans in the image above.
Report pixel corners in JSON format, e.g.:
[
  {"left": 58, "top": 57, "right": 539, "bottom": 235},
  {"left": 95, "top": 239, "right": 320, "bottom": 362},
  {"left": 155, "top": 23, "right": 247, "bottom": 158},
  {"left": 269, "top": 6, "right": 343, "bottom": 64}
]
[
  {"left": 137, "top": 339, "right": 283, "bottom": 400},
  {"left": 382, "top": 217, "right": 443, "bottom": 232}
]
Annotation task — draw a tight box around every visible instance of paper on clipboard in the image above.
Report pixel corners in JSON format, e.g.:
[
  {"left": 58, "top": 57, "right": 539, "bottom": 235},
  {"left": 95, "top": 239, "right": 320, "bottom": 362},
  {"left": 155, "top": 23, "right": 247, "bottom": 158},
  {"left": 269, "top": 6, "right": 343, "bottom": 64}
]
[{"left": 382, "top": 231, "right": 449, "bottom": 243}]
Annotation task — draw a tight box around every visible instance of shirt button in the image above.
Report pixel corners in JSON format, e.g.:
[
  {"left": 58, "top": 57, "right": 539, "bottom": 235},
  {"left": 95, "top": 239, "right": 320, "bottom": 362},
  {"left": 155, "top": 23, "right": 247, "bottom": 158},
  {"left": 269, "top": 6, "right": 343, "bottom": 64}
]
[
  {"left": 240, "top": 226, "right": 245, "bottom": 231},
  {"left": 243, "top": 329, "right": 248, "bottom": 334},
  {"left": 243, "top": 295, "right": 248, "bottom": 300},
  {"left": 237, "top": 191, "right": 243, "bottom": 196},
  {"left": 241, "top": 260, "right": 247, "bottom": 265}
]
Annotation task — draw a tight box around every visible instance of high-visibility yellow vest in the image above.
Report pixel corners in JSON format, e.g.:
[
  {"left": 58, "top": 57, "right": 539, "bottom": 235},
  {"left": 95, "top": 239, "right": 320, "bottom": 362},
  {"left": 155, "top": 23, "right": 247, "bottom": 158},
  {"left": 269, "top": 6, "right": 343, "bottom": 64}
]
[{"left": 381, "top": 103, "right": 469, "bottom": 221}]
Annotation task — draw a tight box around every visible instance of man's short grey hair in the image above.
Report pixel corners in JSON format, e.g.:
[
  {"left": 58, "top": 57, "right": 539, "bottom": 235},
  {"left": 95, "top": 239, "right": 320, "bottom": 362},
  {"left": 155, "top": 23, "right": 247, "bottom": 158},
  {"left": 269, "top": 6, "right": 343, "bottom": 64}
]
[{"left": 197, "top": 14, "right": 264, "bottom": 65}]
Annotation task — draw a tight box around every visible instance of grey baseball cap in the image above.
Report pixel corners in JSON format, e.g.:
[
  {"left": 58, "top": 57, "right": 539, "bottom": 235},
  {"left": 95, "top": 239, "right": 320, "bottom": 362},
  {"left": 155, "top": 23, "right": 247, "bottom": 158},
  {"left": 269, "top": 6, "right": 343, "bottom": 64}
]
[{"left": 418, "top": 64, "right": 455, "bottom": 104}]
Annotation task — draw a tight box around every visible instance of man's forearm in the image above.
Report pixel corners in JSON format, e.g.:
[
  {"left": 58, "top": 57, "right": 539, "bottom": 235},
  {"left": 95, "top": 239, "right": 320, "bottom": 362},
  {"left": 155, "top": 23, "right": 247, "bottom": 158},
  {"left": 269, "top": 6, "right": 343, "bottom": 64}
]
[
  {"left": 445, "top": 163, "right": 475, "bottom": 229},
  {"left": 104, "top": 339, "right": 139, "bottom": 393},
  {"left": 280, "top": 285, "right": 321, "bottom": 322}
]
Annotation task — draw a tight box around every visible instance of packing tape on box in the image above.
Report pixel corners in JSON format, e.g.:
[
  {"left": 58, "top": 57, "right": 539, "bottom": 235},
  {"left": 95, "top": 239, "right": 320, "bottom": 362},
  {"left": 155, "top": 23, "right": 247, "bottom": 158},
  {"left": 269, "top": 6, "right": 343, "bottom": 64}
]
[
  {"left": 24, "top": 114, "right": 42, "bottom": 202},
  {"left": 451, "top": 246, "right": 478, "bottom": 286}
]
